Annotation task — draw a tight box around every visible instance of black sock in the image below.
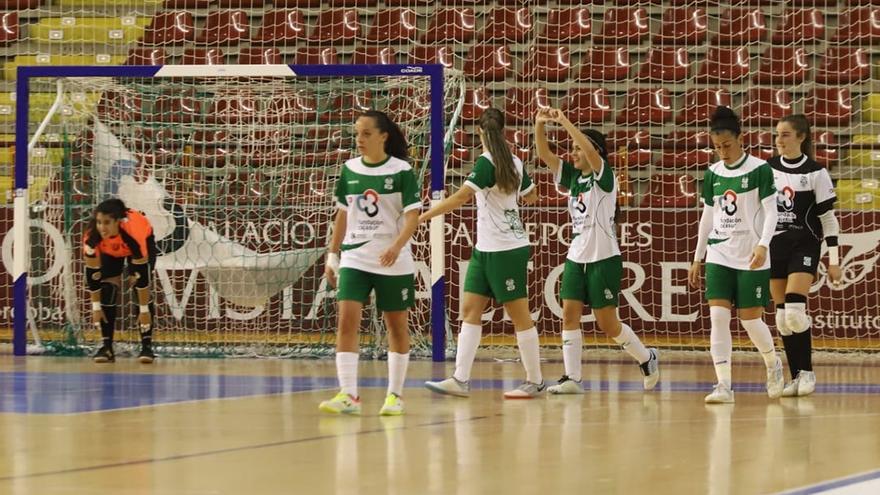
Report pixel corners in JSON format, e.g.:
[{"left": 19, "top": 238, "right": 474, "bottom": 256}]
[
  {"left": 100, "top": 305, "right": 117, "bottom": 347},
  {"left": 780, "top": 334, "right": 800, "bottom": 380},
  {"left": 792, "top": 330, "right": 813, "bottom": 372}
]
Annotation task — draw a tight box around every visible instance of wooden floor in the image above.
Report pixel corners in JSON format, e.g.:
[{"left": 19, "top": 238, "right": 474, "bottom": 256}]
[{"left": 2, "top": 353, "right": 880, "bottom": 495}]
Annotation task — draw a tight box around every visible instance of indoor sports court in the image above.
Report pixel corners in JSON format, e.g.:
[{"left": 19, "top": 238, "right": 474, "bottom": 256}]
[{"left": 3, "top": 0, "right": 880, "bottom": 494}]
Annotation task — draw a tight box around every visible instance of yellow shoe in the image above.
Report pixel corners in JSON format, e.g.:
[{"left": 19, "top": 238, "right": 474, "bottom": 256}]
[
  {"left": 378, "top": 393, "right": 404, "bottom": 416},
  {"left": 319, "top": 392, "right": 361, "bottom": 415}
]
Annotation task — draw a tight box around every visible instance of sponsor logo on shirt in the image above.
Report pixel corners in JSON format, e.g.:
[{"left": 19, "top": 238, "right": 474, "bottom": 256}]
[
  {"left": 356, "top": 189, "right": 380, "bottom": 217},
  {"left": 778, "top": 186, "right": 795, "bottom": 211},
  {"left": 720, "top": 190, "right": 738, "bottom": 215}
]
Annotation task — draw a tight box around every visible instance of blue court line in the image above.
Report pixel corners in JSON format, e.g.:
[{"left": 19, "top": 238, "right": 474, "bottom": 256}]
[
  {"left": 4, "top": 371, "right": 880, "bottom": 415},
  {"left": 777, "top": 468, "right": 880, "bottom": 495}
]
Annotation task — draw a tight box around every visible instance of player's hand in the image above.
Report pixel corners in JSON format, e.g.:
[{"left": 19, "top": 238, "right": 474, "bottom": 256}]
[
  {"left": 325, "top": 252, "right": 340, "bottom": 289},
  {"left": 535, "top": 108, "right": 553, "bottom": 124},
  {"left": 137, "top": 311, "right": 151, "bottom": 333},
  {"left": 379, "top": 244, "right": 402, "bottom": 267},
  {"left": 92, "top": 308, "right": 107, "bottom": 330},
  {"left": 749, "top": 245, "right": 768, "bottom": 270},
  {"left": 688, "top": 261, "right": 703, "bottom": 289},
  {"left": 828, "top": 264, "right": 843, "bottom": 288},
  {"left": 418, "top": 212, "right": 431, "bottom": 223}
]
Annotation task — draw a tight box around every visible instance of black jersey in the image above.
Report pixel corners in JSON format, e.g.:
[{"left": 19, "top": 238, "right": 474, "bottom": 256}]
[{"left": 769, "top": 155, "right": 836, "bottom": 243}]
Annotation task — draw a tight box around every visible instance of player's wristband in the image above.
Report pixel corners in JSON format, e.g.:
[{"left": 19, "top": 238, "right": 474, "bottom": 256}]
[
  {"left": 326, "top": 252, "right": 340, "bottom": 274},
  {"left": 139, "top": 304, "right": 150, "bottom": 314},
  {"left": 828, "top": 246, "right": 840, "bottom": 266},
  {"left": 92, "top": 301, "right": 102, "bottom": 311}
]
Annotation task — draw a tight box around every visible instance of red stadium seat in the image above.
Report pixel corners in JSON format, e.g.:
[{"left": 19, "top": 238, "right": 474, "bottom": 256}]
[
  {"left": 519, "top": 45, "right": 570, "bottom": 82},
  {"left": 615, "top": 88, "right": 673, "bottom": 125},
  {"left": 742, "top": 88, "right": 793, "bottom": 126},
  {"left": 237, "top": 47, "right": 282, "bottom": 64},
  {"left": 351, "top": 46, "right": 397, "bottom": 65},
  {"left": 142, "top": 12, "right": 195, "bottom": 45},
  {"left": 383, "top": 0, "right": 430, "bottom": 5},
  {"left": 181, "top": 48, "right": 225, "bottom": 65},
  {"left": 460, "top": 87, "right": 493, "bottom": 124},
  {"left": 754, "top": 47, "right": 810, "bottom": 84},
  {"left": 636, "top": 47, "right": 691, "bottom": 82},
  {"left": 594, "top": 8, "right": 650, "bottom": 44},
  {"left": 814, "top": 131, "right": 838, "bottom": 168},
  {"left": 272, "top": 0, "right": 320, "bottom": 6},
  {"left": 97, "top": 91, "right": 142, "bottom": 122},
  {"left": 667, "top": 130, "right": 712, "bottom": 151},
  {"left": 481, "top": 7, "right": 533, "bottom": 42},
  {"left": 125, "top": 47, "right": 166, "bottom": 65},
  {"left": 409, "top": 45, "right": 457, "bottom": 69},
  {"left": 534, "top": 172, "right": 569, "bottom": 207},
  {"left": 365, "top": 8, "right": 419, "bottom": 44},
  {"left": 252, "top": 9, "right": 305, "bottom": 45},
  {"left": 607, "top": 130, "right": 652, "bottom": 168},
  {"left": 832, "top": 8, "right": 880, "bottom": 44},
  {"left": 448, "top": 129, "right": 475, "bottom": 169},
  {"left": 207, "top": 95, "right": 257, "bottom": 124},
  {"left": 0, "top": 13, "right": 18, "bottom": 45},
  {"left": 0, "top": 0, "right": 42, "bottom": 8},
  {"left": 150, "top": 91, "right": 203, "bottom": 124},
  {"left": 464, "top": 45, "right": 512, "bottom": 82},
  {"left": 815, "top": 47, "right": 870, "bottom": 84},
  {"left": 805, "top": 88, "right": 852, "bottom": 126},
  {"left": 561, "top": 88, "right": 612, "bottom": 125},
  {"left": 195, "top": 10, "right": 249, "bottom": 45},
  {"left": 641, "top": 174, "right": 698, "bottom": 208},
  {"left": 505, "top": 87, "right": 551, "bottom": 125},
  {"left": 653, "top": 7, "right": 707, "bottom": 45},
  {"left": 713, "top": 8, "right": 767, "bottom": 44},
  {"left": 578, "top": 47, "right": 631, "bottom": 82},
  {"left": 309, "top": 9, "right": 361, "bottom": 44},
  {"left": 657, "top": 150, "right": 713, "bottom": 169},
  {"left": 321, "top": 89, "right": 373, "bottom": 123},
  {"left": 421, "top": 8, "right": 476, "bottom": 44},
  {"left": 264, "top": 91, "right": 317, "bottom": 124},
  {"left": 676, "top": 88, "right": 732, "bottom": 125},
  {"left": 216, "top": 0, "right": 264, "bottom": 6},
  {"left": 540, "top": 8, "right": 592, "bottom": 42},
  {"left": 695, "top": 47, "right": 750, "bottom": 83},
  {"left": 328, "top": 0, "right": 377, "bottom": 6},
  {"left": 294, "top": 47, "right": 339, "bottom": 65},
  {"left": 238, "top": 130, "right": 292, "bottom": 167},
  {"left": 771, "top": 9, "right": 825, "bottom": 44},
  {"left": 505, "top": 128, "right": 532, "bottom": 164},
  {"left": 742, "top": 131, "right": 774, "bottom": 161}
]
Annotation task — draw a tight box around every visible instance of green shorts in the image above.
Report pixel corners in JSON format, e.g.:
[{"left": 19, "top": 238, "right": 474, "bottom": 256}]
[
  {"left": 704, "top": 263, "right": 770, "bottom": 308},
  {"left": 560, "top": 256, "right": 622, "bottom": 309},
  {"left": 463, "top": 246, "right": 529, "bottom": 304},
  {"left": 336, "top": 268, "right": 415, "bottom": 312}
]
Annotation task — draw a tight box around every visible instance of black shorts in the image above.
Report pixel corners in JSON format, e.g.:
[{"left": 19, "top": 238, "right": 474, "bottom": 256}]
[{"left": 770, "top": 235, "right": 821, "bottom": 279}]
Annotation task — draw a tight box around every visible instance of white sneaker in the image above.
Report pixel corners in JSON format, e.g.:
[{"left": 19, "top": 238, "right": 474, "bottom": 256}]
[
  {"left": 705, "top": 383, "right": 735, "bottom": 404},
  {"left": 782, "top": 376, "right": 801, "bottom": 397},
  {"left": 319, "top": 392, "right": 362, "bottom": 415},
  {"left": 797, "top": 370, "right": 816, "bottom": 396},
  {"left": 503, "top": 380, "right": 547, "bottom": 399},
  {"left": 379, "top": 393, "right": 405, "bottom": 416},
  {"left": 639, "top": 348, "right": 660, "bottom": 391},
  {"left": 767, "top": 359, "right": 785, "bottom": 399},
  {"left": 425, "top": 377, "right": 470, "bottom": 397},
  {"left": 547, "top": 375, "right": 584, "bottom": 395}
]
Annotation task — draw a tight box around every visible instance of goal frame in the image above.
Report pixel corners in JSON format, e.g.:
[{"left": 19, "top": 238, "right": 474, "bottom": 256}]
[{"left": 12, "top": 63, "right": 449, "bottom": 360}]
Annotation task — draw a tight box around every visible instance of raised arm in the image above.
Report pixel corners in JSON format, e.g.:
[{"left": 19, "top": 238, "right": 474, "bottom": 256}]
[
  {"left": 534, "top": 109, "right": 561, "bottom": 175},
  {"left": 419, "top": 185, "right": 476, "bottom": 223},
  {"left": 550, "top": 108, "right": 604, "bottom": 174}
]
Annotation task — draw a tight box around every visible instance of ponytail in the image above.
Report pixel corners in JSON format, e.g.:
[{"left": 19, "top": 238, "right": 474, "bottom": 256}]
[{"left": 479, "top": 108, "right": 518, "bottom": 194}]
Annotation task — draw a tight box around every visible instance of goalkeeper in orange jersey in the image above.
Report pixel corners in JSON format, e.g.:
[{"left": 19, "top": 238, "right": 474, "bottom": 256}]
[{"left": 83, "top": 198, "right": 158, "bottom": 364}]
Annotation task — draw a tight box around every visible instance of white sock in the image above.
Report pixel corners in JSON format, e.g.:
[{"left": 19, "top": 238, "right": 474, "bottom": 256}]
[
  {"left": 516, "top": 327, "right": 543, "bottom": 384},
  {"left": 387, "top": 352, "right": 410, "bottom": 397},
  {"left": 453, "top": 322, "right": 482, "bottom": 383},
  {"left": 336, "top": 352, "right": 359, "bottom": 398},
  {"left": 710, "top": 306, "right": 733, "bottom": 388},
  {"left": 741, "top": 318, "right": 780, "bottom": 369},
  {"left": 561, "top": 329, "right": 583, "bottom": 381},
  {"left": 613, "top": 323, "right": 651, "bottom": 364}
]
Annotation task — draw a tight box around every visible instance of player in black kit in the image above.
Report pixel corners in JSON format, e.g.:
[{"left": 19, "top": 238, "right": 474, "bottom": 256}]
[{"left": 769, "top": 114, "right": 842, "bottom": 397}]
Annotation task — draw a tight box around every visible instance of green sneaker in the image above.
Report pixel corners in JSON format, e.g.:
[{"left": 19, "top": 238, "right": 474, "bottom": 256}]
[
  {"left": 319, "top": 392, "right": 361, "bottom": 415},
  {"left": 379, "top": 393, "right": 404, "bottom": 416}
]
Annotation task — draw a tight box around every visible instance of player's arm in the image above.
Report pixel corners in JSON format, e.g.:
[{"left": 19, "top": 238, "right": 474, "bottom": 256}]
[
  {"left": 534, "top": 109, "right": 561, "bottom": 175},
  {"left": 550, "top": 108, "right": 603, "bottom": 174},
  {"left": 325, "top": 209, "right": 347, "bottom": 287},
  {"left": 380, "top": 209, "right": 419, "bottom": 267},
  {"left": 521, "top": 186, "right": 539, "bottom": 205},
  {"left": 750, "top": 165, "right": 778, "bottom": 269},
  {"left": 418, "top": 185, "right": 475, "bottom": 223},
  {"left": 815, "top": 169, "right": 842, "bottom": 285},
  {"left": 83, "top": 248, "right": 106, "bottom": 324}
]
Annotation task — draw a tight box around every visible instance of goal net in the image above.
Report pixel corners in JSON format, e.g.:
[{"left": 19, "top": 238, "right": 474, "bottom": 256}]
[{"left": 12, "top": 64, "right": 463, "bottom": 358}]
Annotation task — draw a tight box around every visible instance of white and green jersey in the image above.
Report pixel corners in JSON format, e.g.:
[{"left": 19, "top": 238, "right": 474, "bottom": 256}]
[
  {"left": 464, "top": 152, "right": 535, "bottom": 252},
  {"left": 556, "top": 159, "right": 620, "bottom": 263},
  {"left": 701, "top": 154, "right": 776, "bottom": 270},
  {"left": 334, "top": 155, "right": 421, "bottom": 275}
]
